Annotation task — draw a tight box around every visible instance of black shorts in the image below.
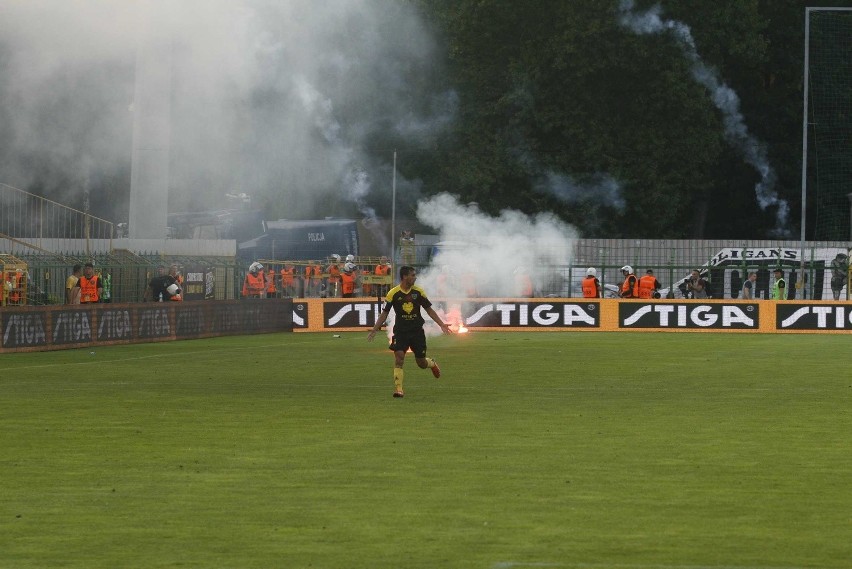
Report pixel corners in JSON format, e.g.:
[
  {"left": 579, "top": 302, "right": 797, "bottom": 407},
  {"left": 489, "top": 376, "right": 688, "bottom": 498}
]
[{"left": 389, "top": 328, "right": 427, "bottom": 358}]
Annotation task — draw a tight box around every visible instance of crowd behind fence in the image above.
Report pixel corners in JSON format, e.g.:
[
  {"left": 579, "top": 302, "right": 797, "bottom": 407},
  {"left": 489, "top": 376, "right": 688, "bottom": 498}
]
[{"left": 2, "top": 239, "right": 851, "bottom": 306}]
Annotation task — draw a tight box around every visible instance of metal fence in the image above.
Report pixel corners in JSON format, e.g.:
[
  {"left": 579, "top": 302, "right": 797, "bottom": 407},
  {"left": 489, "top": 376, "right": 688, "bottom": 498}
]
[
  {"left": 8, "top": 252, "right": 241, "bottom": 305},
  {"left": 0, "top": 182, "right": 114, "bottom": 254},
  {"left": 404, "top": 238, "right": 852, "bottom": 300}
]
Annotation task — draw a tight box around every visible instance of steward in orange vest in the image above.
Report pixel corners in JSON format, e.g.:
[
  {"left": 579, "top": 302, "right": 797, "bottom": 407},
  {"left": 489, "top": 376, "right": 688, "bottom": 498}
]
[
  {"left": 280, "top": 265, "right": 296, "bottom": 297},
  {"left": 304, "top": 262, "right": 322, "bottom": 297},
  {"left": 79, "top": 263, "right": 103, "bottom": 303},
  {"left": 266, "top": 270, "right": 277, "bottom": 298},
  {"left": 341, "top": 267, "right": 357, "bottom": 297},
  {"left": 326, "top": 255, "right": 342, "bottom": 298},
  {"left": 638, "top": 270, "right": 661, "bottom": 299},
  {"left": 242, "top": 263, "right": 266, "bottom": 298},
  {"left": 7, "top": 270, "right": 24, "bottom": 304},
  {"left": 582, "top": 268, "right": 602, "bottom": 298},
  {"left": 369, "top": 257, "right": 392, "bottom": 297},
  {"left": 619, "top": 265, "right": 639, "bottom": 298}
]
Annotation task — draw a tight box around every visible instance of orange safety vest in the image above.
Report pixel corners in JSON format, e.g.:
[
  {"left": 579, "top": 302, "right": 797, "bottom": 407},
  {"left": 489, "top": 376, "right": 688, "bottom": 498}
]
[
  {"left": 638, "top": 275, "right": 657, "bottom": 299},
  {"left": 79, "top": 274, "right": 100, "bottom": 303},
  {"left": 375, "top": 264, "right": 391, "bottom": 277},
  {"left": 306, "top": 264, "right": 322, "bottom": 280},
  {"left": 243, "top": 272, "right": 266, "bottom": 297},
  {"left": 620, "top": 274, "right": 639, "bottom": 298},
  {"left": 341, "top": 271, "right": 356, "bottom": 295},
  {"left": 280, "top": 267, "right": 295, "bottom": 286},
  {"left": 328, "top": 264, "right": 341, "bottom": 282},
  {"left": 582, "top": 276, "right": 600, "bottom": 298},
  {"left": 266, "top": 271, "right": 277, "bottom": 294},
  {"left": 366, "top": 263, "right": 391, "bottom": 294},
  {"left": 361, "top": 268, "right": 373, "bottom": 296}
]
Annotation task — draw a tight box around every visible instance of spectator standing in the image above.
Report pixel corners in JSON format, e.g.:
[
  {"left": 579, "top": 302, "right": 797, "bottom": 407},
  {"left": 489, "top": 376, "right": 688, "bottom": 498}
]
[
  {"left": 367, "top": 265, "right": 451, "bottom": 398},
  {"left": 685, "top": 270, "right": 708, "bottom": 299},
  {"left": 66, "top": 264, "right": 82, "bottom": 305},
  {"left": 144, "top": 265, "right": 180, "bottom": 301},
  {"left": 168, "top": 265, "right": 183, "bottom": 301},
  {"left": 582, "top": 268, "right": 602, "bottom": 298},
  {"left": 79, "top": 262, "right": 103, "bottom": 304},
  {"left": 741, "top": 272, "right": 757, "bottom": 300},
  {"left": 100, "top": 269, "right": 113, "bottom": 303},
  {"left": 770, "top": 268, "right": 787, "bottom": 300},
  {"left": 7, "top": 268, "right": 24, "bottom": 305},
  {"left": 830, "top": 253, "right": 848, "bottom": 300}
]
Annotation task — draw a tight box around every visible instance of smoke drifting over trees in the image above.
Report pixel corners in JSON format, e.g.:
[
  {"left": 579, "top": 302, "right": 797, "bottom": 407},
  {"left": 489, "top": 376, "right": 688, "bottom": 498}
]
[
  {"left": 0, "top": 0, "right": 451, "bottom": 225},
  {"left": 0, "top": 1, "right": 839, "bottom": 239}
]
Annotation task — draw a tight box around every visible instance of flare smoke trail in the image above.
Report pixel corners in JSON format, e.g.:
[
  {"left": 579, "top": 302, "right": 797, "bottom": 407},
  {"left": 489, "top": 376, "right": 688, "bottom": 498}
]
[
  {"left": 536, "top": 172, "right": 626, "bottom": 212},
  {"left": 618, "top": 0, "right": 790, "bottom": 234}
]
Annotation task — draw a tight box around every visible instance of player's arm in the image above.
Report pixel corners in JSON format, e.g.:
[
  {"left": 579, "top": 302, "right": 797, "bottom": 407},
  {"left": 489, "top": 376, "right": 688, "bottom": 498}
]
[
  {"left": 368, "top": 307, "right": 391, "bottom": 341},
  {"left": 424, "top": 306, "right": 453, "bottom": 334}
]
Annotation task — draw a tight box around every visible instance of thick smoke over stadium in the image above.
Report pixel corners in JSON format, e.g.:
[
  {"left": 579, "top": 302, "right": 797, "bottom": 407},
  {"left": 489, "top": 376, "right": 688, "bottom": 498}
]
[
  {"left": 0, "top": 0, "right": 452, "bottom": 231},
  {"left": 415, "top": 193, "right": 579, "bottom": 300},
  {"left": 618, "top": 0, "right": 791, "bottom": 235}
]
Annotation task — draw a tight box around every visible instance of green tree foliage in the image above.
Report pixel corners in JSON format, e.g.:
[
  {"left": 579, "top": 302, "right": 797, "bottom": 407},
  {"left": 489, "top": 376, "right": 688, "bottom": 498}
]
[{"left": 411, "top": 0, "right": 825, "bottom": 238}]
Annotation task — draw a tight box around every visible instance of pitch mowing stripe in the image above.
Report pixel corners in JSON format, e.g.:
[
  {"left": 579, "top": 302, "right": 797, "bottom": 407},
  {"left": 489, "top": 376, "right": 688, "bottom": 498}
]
[
  {"left": 492, "top": 563, "right": 831, "bottom": 569},
  {"left": 0, "top": 339, "right": 326, "bottom": 370}
]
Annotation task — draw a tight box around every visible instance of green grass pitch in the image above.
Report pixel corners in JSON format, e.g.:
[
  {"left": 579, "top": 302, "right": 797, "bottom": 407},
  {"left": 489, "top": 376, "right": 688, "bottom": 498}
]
[{"left": 1, "top": 331, "right": 850, "bottom": 568}]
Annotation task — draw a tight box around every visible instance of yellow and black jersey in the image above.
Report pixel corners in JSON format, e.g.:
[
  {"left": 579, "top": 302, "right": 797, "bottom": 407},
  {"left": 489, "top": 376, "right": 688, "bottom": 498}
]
[{"left": 382, "top": 284, "right": 433, "bottom": 334}]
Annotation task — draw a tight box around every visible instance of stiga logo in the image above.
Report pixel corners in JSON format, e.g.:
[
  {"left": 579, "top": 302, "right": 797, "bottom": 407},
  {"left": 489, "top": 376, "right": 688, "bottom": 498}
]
[
  {"left": 53, "top": 310, "right": 93, "bottom": 344},
  {"left": 324, "top": 302, "right": 383, "bottom": 327},
  {"left": 2, "top": 312, "right": 48, "bottom": 347},
  {"left": 464, "top": 302, "right": 599, "bottom": 327},
  {"left": 777, "top": 304, "right": 852, "bottom": 330},
  {"left": 619, "top": 303, "right": 759, "bottom": 329}
]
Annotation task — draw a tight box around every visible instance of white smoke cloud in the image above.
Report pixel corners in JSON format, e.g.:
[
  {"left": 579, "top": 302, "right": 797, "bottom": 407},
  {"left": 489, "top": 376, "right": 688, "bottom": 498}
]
[
  {"left": 0, "top": 0, "right": 453, "bottom": 226},
  {"left": 618, "top": 0, "right": 790, "bottom": 234},
  {"left": 414, "top": 193, "right": 579, "bottom": 301}
]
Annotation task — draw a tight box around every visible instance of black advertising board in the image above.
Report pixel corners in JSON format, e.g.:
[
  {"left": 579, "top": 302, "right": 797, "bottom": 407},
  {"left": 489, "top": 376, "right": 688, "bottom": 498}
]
[
  {"left": 1, "top": 310, "right": 49, "bottom": 349},
  {"left": 0, "top": 300, "right": 293, "bottom": 352},
  {"left": 776, "top": 304, "right": 852, "bottom": 331},
  {"left": 181, "top": 267, "right": 212, "bottom": 301},
  {"left": 618, "top": 302, "right": 759, "bottom": 329}
]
